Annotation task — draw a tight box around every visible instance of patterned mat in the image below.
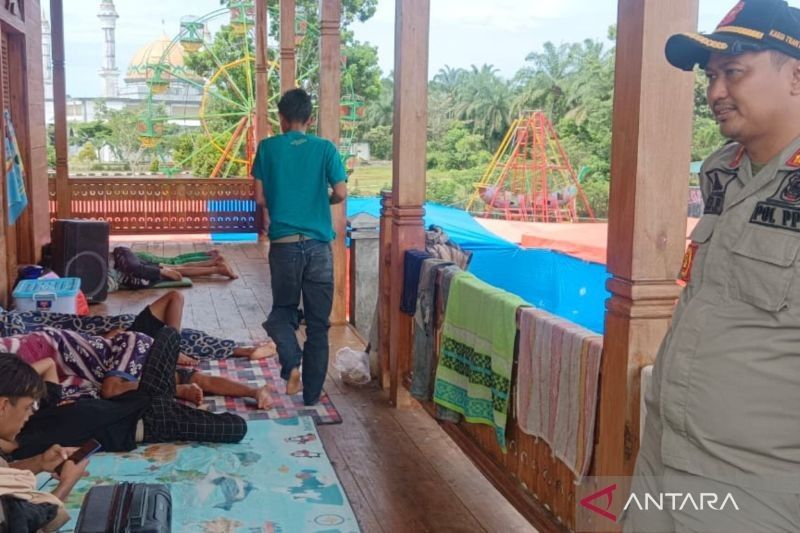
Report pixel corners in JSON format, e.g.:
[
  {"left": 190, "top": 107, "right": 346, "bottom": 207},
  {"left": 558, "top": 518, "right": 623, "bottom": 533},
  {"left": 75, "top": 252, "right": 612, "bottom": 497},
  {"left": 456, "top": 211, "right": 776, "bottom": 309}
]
[
  {"left": 197, "top": 357, "right": 343, "bottom": 425},
  {"left": 58, "top": 417, "right": 360, "bottom": 532}
]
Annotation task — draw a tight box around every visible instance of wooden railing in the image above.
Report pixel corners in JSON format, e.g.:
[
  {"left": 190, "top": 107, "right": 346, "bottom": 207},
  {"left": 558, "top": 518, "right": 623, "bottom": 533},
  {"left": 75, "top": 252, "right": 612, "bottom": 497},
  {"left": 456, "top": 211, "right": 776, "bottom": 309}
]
[{"left": 48, "top": 176, "right": 259, "bottom": 234}]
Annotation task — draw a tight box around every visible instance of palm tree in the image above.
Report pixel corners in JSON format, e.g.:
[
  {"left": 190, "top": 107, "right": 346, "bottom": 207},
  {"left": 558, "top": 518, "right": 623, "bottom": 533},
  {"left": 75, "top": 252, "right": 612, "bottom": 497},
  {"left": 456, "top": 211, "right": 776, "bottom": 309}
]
[
  {"left": 364, "top": 76, "right": 394, "bottom": 130},
  {"left": 451, "top": 64, "right": 511, "bottom": 146},
  {"left": 432, "top": 65, "right": 466, "bottom": 95},
  {"left": 511, "top": 41, "right": 579, "bottom": 119}
]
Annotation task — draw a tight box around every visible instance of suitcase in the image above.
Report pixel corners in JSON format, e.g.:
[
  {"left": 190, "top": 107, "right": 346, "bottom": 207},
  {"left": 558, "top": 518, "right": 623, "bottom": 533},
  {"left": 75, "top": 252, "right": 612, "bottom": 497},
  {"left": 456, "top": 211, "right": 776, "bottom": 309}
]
[{"left": 74, "top": 482, "right": 171, "bottom": 533}]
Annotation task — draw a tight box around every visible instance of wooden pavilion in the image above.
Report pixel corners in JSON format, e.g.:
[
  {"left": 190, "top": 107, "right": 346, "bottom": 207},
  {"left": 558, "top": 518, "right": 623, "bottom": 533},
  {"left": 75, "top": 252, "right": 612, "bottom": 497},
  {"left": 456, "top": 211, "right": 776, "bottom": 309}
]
[{"left": 1, "top": 0, "right": 698, "bottom": 529}]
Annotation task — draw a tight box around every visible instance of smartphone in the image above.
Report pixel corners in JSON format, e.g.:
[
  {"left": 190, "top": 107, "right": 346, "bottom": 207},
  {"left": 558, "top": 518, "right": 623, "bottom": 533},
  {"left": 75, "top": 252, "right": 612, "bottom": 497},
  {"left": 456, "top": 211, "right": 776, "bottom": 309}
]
[{"left": 54, "top": 439, "right": 102, "bottom": 475}]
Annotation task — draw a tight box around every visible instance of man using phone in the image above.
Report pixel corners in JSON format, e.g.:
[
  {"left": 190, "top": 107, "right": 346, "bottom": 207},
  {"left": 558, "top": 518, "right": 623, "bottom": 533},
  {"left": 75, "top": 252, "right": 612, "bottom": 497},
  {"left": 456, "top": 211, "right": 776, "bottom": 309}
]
[{"left": 0, "top": 354, "right": 88, "bottom": 531}]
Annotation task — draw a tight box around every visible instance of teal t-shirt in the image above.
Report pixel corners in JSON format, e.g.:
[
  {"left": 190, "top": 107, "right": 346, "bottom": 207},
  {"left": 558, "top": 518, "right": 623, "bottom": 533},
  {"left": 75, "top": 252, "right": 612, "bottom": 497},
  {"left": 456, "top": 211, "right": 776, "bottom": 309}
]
[{"left": 252, "top": 131, "right": 347, "bottom": 242}]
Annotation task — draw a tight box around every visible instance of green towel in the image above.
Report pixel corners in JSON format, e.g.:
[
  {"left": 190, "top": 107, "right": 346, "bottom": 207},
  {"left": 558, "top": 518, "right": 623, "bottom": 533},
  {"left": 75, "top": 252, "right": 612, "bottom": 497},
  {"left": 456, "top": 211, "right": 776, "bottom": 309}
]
[
  {"left": 433, "top": 271, "right": 528, "bottom": 450},
  {"left": 135, "top": 251, "right": 213, "bottom": 265}
]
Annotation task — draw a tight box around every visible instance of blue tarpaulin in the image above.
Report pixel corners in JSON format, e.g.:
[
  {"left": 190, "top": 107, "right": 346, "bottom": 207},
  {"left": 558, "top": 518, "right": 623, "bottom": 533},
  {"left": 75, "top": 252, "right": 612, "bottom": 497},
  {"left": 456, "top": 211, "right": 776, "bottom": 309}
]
[{"left": 347, "top": 197, "right": 610, "bottom": 333}]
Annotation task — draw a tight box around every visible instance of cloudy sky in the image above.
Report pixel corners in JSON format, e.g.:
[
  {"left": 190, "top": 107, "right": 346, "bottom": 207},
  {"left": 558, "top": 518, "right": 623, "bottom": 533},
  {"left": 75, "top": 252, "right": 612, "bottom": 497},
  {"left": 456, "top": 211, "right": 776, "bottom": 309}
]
[{"left": 52, "top": 0, "right": 739, "bottom": 97}]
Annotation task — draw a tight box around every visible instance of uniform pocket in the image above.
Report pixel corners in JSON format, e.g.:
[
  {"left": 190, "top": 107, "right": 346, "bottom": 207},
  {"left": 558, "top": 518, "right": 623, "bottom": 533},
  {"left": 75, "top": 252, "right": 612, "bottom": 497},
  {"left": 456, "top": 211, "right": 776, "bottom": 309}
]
[{"left": 730, "top": 227, "right": 800, "bottom": 311}]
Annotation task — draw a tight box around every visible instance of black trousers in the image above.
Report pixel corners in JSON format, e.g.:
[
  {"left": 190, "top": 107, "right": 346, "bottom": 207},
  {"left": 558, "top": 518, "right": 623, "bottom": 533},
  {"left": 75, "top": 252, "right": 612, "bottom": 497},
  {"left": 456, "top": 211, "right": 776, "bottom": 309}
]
[{"left": 140, "top": 327, "right": 247, "bottom": 444}]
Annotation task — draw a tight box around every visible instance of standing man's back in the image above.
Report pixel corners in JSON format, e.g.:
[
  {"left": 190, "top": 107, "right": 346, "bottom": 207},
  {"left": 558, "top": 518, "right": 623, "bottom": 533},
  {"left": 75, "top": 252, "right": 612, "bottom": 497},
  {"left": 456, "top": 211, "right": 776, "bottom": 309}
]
[{"left": 252, "top": 88, "right": 347, "bottom": 406}]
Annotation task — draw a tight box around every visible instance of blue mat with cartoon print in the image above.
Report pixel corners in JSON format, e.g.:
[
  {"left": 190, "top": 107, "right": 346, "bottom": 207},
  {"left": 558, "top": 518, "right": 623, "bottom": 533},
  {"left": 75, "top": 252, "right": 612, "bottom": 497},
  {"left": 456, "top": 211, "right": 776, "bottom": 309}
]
[{"left": 56, "top": 417, "right": 359, "bottom": 532}]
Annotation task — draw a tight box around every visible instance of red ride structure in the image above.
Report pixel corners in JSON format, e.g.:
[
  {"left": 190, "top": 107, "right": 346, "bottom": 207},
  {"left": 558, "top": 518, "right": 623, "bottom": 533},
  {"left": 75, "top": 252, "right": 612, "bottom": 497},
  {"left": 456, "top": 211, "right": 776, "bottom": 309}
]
[{"left": 466, "top": 110, "right": 596, "bottom": 222}]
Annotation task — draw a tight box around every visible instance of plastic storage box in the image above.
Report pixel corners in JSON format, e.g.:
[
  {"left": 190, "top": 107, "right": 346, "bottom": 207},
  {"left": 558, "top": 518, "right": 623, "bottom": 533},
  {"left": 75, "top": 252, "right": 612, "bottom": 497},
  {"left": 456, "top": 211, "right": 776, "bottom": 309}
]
[{"left": 13, "top": 277, "right": 81, "bottom": 313}]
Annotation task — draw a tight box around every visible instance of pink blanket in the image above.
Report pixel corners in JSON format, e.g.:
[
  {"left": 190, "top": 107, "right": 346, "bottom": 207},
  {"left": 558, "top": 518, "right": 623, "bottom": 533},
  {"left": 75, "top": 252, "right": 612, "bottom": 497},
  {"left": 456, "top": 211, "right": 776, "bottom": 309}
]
[{"left": 515, "top": 307, "right": 603, "bottom": 480}]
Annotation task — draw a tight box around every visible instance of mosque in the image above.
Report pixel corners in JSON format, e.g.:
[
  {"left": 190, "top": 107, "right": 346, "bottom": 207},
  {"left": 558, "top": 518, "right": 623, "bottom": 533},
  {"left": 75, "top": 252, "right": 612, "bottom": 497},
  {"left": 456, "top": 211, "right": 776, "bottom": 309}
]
[{"left": 43, "top": 0, "right": 202, "bottom": 127}]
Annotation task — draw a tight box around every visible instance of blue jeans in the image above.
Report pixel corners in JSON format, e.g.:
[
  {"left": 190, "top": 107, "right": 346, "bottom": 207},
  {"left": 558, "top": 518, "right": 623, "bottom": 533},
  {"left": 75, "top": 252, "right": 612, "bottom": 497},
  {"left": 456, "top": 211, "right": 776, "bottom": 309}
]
[{"left": 264, "top": 239, "right": 333, "bottom": 405}]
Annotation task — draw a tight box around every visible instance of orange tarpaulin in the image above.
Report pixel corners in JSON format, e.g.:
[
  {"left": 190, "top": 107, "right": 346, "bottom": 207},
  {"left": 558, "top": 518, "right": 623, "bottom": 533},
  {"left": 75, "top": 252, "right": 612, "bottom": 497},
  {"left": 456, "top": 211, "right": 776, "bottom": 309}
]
[{"left": 475, "top": 218, "right": 700, "bottom": 265}]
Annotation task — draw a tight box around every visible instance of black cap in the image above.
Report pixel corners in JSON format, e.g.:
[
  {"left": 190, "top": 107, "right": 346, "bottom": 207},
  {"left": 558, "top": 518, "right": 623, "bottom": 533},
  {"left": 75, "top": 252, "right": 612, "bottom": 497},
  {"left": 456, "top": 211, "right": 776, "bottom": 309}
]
[{"left": 665, "top": 0, "right": 800, "bottom": 71}]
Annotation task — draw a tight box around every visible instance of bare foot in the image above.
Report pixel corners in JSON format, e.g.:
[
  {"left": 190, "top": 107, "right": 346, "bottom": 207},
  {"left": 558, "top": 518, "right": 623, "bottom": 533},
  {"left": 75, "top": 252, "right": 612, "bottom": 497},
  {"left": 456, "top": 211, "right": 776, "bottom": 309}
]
[
  {"left": 246, "top": 341, "right": 277, "bottom": 360},
  {"left": 286, "top": 368, "right": 302, "bottom": 396},
  {"left": 177, "top": 353, "right": 198, "bottom": 366},
  {"left": 255, "top": 385, "right": 273, "bottom": 409},
  {"left": 219, "top": 261, "right": 239, "bottom": 280},
  {"left": 176, "top": 383, "right": 204, "bottom": 406}
]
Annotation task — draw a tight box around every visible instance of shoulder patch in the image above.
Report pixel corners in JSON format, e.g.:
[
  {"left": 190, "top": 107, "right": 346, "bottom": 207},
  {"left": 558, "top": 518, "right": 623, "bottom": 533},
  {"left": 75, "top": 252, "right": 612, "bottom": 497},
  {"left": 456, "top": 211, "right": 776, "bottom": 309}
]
[{"left": 786, "top": 148, "right": 800, "bottom": 168}]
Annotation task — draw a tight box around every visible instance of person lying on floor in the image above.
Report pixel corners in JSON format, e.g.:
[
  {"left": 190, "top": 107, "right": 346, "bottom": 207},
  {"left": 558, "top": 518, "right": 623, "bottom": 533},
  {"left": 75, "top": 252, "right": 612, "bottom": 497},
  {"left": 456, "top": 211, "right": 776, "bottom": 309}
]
[
  {"left": 4, "top": 327, "right": 247, "bottom": 462},
  {"left": 0, "top": 326, "right": 273, "bottom": 409},
  {"left": 0, "top": 290, "right": 276, "bottom": 361},
  {"left": 112, "top": 246, "right": 237, "bottom": 290},
  {"left": 0, "top": 355, "right": 89, "bottom": 532}
]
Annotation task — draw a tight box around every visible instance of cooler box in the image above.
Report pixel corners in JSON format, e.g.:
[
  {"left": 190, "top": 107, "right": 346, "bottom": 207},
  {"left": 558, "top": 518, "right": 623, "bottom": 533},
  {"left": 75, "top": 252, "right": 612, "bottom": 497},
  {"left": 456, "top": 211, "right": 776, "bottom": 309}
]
[{"left": 13, "top": 277, "right": 81, "bottom": 313}]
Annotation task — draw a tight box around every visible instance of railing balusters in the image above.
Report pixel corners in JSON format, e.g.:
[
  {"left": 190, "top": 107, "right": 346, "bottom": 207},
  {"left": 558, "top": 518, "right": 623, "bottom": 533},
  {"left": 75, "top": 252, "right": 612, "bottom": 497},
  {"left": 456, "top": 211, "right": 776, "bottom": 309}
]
[{"left": 48, "top": 177, "right": 258, "bottom": 234}]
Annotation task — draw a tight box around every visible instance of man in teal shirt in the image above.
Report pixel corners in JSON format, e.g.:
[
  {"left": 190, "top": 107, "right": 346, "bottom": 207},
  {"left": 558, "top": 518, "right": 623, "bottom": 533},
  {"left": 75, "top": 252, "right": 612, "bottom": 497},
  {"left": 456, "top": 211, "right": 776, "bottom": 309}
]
[{"left": 252, "top": 88, "right": 347, "bottom": 405}]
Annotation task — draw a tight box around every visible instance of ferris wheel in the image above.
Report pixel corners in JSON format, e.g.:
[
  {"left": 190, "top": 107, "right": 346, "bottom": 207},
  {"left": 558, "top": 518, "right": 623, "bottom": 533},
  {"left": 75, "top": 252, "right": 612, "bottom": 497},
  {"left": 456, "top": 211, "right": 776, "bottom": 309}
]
[{"left": 136, "top": 1, "right": 363, "bottom": 178}]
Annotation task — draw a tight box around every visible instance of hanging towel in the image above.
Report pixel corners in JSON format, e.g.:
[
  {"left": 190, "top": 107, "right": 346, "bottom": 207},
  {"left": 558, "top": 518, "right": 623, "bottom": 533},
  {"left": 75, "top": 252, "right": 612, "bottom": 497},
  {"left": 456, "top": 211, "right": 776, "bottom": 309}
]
[
  {"left": 438, "top": 264, "right": 463, "bottom": 320},
  {"left": 4, "top": 109, "right": 27, "bottom": 225},
  {"left": 400, "top": 249, "right": 432, "bottom": 315},
  {"left": 515, "top": 306, "right": 603, "bottom": 481},
  {"left": 410, "top": 258, "right": 452, "bottom": 401},
  {"left": 433, "top": 271, "right": 528, "bottom": 450}
]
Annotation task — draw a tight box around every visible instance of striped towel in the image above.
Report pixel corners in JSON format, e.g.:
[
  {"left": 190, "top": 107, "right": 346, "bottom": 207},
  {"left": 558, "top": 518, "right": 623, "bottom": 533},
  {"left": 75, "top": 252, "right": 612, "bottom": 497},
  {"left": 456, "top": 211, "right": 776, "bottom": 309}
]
[
  {"left": 433, "top": 271, "right": 528, "bottom": 450},
  {"left": 516, "top": 307, "right": 603, "bottom": 480}
]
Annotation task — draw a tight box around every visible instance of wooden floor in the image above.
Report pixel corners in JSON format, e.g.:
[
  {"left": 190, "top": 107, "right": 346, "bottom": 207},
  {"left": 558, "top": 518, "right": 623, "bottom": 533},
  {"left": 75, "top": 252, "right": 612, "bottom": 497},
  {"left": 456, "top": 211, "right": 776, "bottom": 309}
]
[{"left": 99, "top": 239, "right": 535, "bottom": 533}]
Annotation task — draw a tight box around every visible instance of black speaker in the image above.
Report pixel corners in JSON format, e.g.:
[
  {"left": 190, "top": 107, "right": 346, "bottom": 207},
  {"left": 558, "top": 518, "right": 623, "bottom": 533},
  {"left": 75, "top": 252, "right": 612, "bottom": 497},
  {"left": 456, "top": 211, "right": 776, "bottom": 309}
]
[{"left": 52, "top": 219, "right": 109, "bottom": 303}]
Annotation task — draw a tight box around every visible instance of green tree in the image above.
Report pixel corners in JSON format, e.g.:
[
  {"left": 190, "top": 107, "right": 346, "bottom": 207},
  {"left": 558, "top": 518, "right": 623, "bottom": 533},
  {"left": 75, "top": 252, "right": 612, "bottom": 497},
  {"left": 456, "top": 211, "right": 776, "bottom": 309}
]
[
  {"left": 452, "top": 64, "right": 511, "bottom": 147},
  {"left": 691, "top": 71, "right": 724, "bottom": 161},
  {"left": 96, "top": 104, "right": 146, "bottom": 163},
  {"left": 77, "top": 142, "right": 98, "bottom": 162},
  {"left": 71, "top": 120, "right": 112, "bottom": 152},
  {"left": 363, "top": 125, "right": 391, "bottom": 160},
  {"left": 428, "top": 121, "right": 491, "bottom": 170}
]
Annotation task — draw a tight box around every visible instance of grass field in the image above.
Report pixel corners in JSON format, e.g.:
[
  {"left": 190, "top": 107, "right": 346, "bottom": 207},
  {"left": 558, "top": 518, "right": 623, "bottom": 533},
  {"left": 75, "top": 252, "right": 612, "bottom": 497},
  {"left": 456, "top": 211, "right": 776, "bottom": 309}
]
[{"left": 349, "top": 161, "right": 392, "bottom": 196}]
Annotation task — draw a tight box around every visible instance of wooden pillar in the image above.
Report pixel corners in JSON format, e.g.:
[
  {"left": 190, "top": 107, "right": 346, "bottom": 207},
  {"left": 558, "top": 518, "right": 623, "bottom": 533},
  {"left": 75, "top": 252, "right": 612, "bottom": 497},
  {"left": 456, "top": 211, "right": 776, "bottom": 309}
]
[
  {"left": 388, "top": 0, "right": 430, "bottom": 406},
  {"left": 254, "top": 0, "right": 270, "bottom": 142},
  {"left": 596, "top": 0, "right": 697, "bottom": 477},
  {"left": 280, "top": 0, "right": 297, "bottom": 95},
  {"left": 50, "top": 0, "right": 69, "bottom": 219},
  {"left": 378, "top": 189, "right": 393, "bottom": 389},
  {"left": 23, "top": 6, "right": 50, "bottom": 263},
  {"left": 318, "top": 0, "right": 346, "bottom": 325}
]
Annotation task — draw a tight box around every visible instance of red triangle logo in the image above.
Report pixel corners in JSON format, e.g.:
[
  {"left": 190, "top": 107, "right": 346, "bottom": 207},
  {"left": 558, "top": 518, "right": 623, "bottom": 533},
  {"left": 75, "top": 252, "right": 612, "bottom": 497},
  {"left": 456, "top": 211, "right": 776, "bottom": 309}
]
[
  {"left": 579, "top": 483, "right": 618, "bottom": 522},
  {"left": 718, "top": 1, "right": 746, "bottom": 28}
]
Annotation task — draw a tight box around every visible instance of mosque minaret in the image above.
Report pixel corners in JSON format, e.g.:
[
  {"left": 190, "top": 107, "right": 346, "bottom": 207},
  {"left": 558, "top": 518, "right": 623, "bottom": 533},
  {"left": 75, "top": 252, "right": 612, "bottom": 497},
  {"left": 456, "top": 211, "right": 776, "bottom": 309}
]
[{"left": 97, "top": 0, "right": 120, "bottom": 98}]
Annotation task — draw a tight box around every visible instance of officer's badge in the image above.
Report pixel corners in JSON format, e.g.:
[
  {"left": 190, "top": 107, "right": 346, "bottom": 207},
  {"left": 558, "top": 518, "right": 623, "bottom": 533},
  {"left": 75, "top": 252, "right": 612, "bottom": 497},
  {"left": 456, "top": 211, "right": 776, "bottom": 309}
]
[
  {"left": 750, "top": 170, "right": 800, "bottom": 231},
  {"left": 703, "top": 168, "right": 738, "bottom": 215}
]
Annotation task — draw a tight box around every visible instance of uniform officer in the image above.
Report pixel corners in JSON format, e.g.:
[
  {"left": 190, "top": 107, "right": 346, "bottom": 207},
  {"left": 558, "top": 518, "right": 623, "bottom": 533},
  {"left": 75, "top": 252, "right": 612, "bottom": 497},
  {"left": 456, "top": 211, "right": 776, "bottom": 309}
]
[{"left": 627, "top": 1, "right": 800, "bottom": 531}]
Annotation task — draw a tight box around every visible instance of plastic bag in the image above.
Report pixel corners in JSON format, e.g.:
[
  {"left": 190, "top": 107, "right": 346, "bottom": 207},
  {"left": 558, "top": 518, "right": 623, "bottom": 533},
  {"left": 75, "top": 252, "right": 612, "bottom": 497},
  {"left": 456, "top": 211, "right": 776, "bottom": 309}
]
[{"left": 334, "top": 347, "right": 371, "bottom": 386}]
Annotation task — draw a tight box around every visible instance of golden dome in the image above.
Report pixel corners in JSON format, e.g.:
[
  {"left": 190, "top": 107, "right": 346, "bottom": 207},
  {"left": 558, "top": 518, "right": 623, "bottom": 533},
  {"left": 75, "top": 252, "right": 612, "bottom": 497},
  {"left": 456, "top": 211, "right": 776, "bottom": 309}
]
[{"left": 126, "top": 33, "right": 188, "bottom": 81}]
